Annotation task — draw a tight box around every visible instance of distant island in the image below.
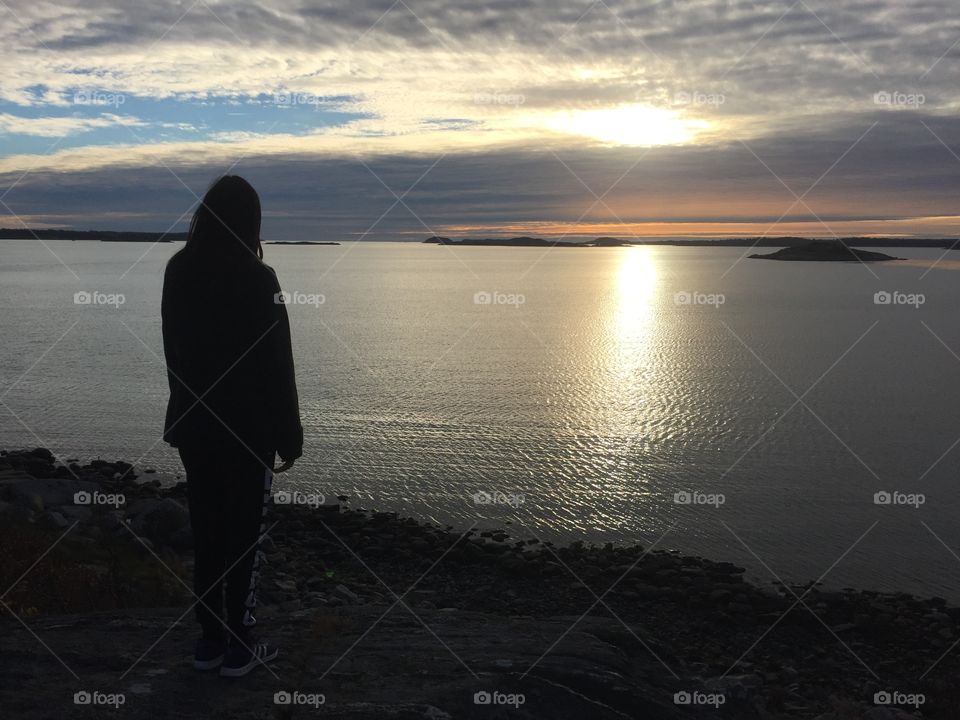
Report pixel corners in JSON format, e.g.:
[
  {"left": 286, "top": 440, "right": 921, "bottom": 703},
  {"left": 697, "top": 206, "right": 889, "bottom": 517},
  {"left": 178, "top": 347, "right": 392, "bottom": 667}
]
[
  {"left": 0, "top": 229, "right": 186, "bottom": 242},
  {"left": 424, "top": 235, "right": 959, "bottom": 249},
  {"left": 0, "top": 230, "right": 343, "bottom": 245},
  {"left": 265, "top": 240, "right": 340, "bottom": 245},
  {"left": 749, "top": 240, "right": 903, "bottom": 262},
  {"left": 424, "top": 235, "right": 631, "bottom": 247}
]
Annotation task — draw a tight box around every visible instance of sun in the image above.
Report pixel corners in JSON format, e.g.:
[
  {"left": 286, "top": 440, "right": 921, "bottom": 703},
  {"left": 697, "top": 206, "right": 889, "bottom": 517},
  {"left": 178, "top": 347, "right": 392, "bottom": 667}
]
[{"left": 546, "top": 103, "right": 708, "bottom": 146}]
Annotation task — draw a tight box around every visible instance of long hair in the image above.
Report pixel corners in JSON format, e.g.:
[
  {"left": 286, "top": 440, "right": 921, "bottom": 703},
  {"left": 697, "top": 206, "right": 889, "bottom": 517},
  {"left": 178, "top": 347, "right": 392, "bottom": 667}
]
[{"left": 184, "top": 175, "right": 263, "bottom": 262}]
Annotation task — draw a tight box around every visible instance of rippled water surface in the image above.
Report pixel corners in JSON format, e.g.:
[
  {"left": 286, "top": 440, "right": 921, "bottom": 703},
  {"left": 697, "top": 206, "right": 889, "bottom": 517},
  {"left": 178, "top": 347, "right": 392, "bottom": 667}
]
[{"left": 2, "top": 240, "right": 959, "bottom": 599}]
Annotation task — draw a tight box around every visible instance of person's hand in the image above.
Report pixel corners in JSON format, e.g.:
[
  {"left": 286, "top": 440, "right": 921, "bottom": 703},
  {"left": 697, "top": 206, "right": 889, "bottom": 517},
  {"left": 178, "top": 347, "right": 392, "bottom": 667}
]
[{"left": 273, "top": 459, "right": 295, "bottom": 474}]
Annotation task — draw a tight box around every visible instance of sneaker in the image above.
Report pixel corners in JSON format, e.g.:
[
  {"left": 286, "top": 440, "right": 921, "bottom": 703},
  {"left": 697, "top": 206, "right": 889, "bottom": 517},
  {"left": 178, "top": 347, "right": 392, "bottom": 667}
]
[
  {"left": 219, "top": 638, "right": 279, "bottom": 677},
  {"left": 193, "top": 637, "right": 226, "bottom": 670}
]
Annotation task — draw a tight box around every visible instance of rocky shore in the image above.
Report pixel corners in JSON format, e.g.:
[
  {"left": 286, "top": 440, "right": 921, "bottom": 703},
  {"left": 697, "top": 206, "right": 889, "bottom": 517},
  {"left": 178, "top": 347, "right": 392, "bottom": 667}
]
[{"left": 1, "top": 447, "right": 957, "bottom": 719}]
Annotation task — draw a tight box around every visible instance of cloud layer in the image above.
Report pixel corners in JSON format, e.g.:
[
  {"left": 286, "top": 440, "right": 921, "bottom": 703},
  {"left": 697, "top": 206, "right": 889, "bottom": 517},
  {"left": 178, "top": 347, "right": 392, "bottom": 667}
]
[{"left": 0, "top": 0, "right": 958, "bottom": 238}]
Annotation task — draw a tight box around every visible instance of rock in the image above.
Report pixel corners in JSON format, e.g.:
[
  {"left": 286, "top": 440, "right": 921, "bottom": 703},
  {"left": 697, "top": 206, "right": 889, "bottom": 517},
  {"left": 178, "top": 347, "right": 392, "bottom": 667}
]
[
  {"left": 863, "top": 708, "right": 920, "bottom": 720},
  {"left": 58, "top": 505, "right": 93, "bottom": 522},
  {"left": 334, "top": 584, "right": 359, "bottom": 604},
  {"left": 275, "top": 579, "right": 298, "bottom": 593},
  {"left": 129, "top": 498, "right": 189, "bottom": 544},
  {"left": 43, "top": 510, "right": 69, "bottom": 529},
  {"left": 2, "top": 477, "right": 98, "bottom": 511},
  {"left": 704, "top": 673, "right": 762, "bottom": 700}
]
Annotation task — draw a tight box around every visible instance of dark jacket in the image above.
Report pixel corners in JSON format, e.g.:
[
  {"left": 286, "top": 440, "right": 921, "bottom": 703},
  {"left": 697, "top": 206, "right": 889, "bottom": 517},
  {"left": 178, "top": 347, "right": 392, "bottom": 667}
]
[{"left": 161, "top": 248, "right": 303, "bottom": 462}]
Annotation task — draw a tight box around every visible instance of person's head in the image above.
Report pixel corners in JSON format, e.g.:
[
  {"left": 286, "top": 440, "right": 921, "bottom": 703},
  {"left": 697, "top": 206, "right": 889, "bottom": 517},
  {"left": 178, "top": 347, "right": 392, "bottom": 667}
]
[{"left": 186, "top": 175, "right": 262, "bottom": 260}]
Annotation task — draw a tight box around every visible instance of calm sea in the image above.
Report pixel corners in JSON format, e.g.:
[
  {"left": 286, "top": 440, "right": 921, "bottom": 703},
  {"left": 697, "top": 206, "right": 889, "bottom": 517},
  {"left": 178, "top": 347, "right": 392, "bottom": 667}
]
[{"left": 2, "top": 239, "right": 959, "bottom": 599}]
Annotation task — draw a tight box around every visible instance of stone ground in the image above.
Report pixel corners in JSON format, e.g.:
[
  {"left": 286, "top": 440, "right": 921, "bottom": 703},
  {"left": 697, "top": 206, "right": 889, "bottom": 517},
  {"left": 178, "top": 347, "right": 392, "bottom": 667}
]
[
  {"left": 1, "top": 448, "right": 956, "bottom": 718},
  {"left": 2, "top": 606, "right": 718, "bottom": 719}
]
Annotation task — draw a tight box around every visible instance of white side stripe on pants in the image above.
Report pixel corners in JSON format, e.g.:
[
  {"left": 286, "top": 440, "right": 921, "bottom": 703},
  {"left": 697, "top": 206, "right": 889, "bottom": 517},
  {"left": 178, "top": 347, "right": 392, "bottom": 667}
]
[{"left": 242, "top": 465, "right": 274, "bottom": 628}]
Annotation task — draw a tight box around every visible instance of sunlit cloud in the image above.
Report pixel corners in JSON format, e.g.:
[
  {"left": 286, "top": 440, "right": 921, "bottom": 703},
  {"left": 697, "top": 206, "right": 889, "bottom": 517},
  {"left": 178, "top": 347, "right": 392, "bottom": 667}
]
[{"left": 0, "top": 0, "right": 958, "bottom": 237}]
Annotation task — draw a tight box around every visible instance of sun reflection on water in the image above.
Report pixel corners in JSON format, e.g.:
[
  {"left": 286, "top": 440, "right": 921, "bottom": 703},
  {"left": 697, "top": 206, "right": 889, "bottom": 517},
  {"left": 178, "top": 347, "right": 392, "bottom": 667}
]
[{"left": 612, "top": 247, "right": 659, "bottom": 373}]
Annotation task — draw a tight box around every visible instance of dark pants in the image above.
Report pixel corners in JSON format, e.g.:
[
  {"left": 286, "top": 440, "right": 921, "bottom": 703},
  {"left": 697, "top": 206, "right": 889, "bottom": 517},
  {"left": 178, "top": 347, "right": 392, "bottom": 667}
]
[{"left": 178, "top": 442, "right": 275, "bottom": 641}]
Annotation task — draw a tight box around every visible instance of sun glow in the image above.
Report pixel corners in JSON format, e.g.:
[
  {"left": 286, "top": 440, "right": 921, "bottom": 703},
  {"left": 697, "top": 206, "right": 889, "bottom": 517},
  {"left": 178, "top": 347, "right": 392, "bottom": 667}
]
[{"left": 546, "top": 104, "right": 708, "bottom": 146}]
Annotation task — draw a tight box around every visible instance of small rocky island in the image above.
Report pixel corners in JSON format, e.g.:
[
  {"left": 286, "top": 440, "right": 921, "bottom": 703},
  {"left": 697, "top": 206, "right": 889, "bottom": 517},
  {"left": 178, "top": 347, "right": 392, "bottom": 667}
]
[{"left": 749, "top": 240, "right": 903, "bottom": 262}]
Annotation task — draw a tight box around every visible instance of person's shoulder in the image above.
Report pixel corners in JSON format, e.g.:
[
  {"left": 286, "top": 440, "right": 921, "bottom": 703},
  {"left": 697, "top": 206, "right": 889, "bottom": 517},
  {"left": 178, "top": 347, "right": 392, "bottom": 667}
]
[
  {"left": 251, "top": 259, "right": 280, "bottom": 286},
  {"left": 163, "top": 246, "right": 190, "bottom": 282}
]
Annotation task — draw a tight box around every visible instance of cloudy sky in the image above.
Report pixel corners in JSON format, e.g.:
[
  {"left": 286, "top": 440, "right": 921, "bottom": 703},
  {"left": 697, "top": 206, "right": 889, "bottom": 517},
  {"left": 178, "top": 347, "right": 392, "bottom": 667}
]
[{"left": 0, "top": 0, "right": 958, "bottom": 240}]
